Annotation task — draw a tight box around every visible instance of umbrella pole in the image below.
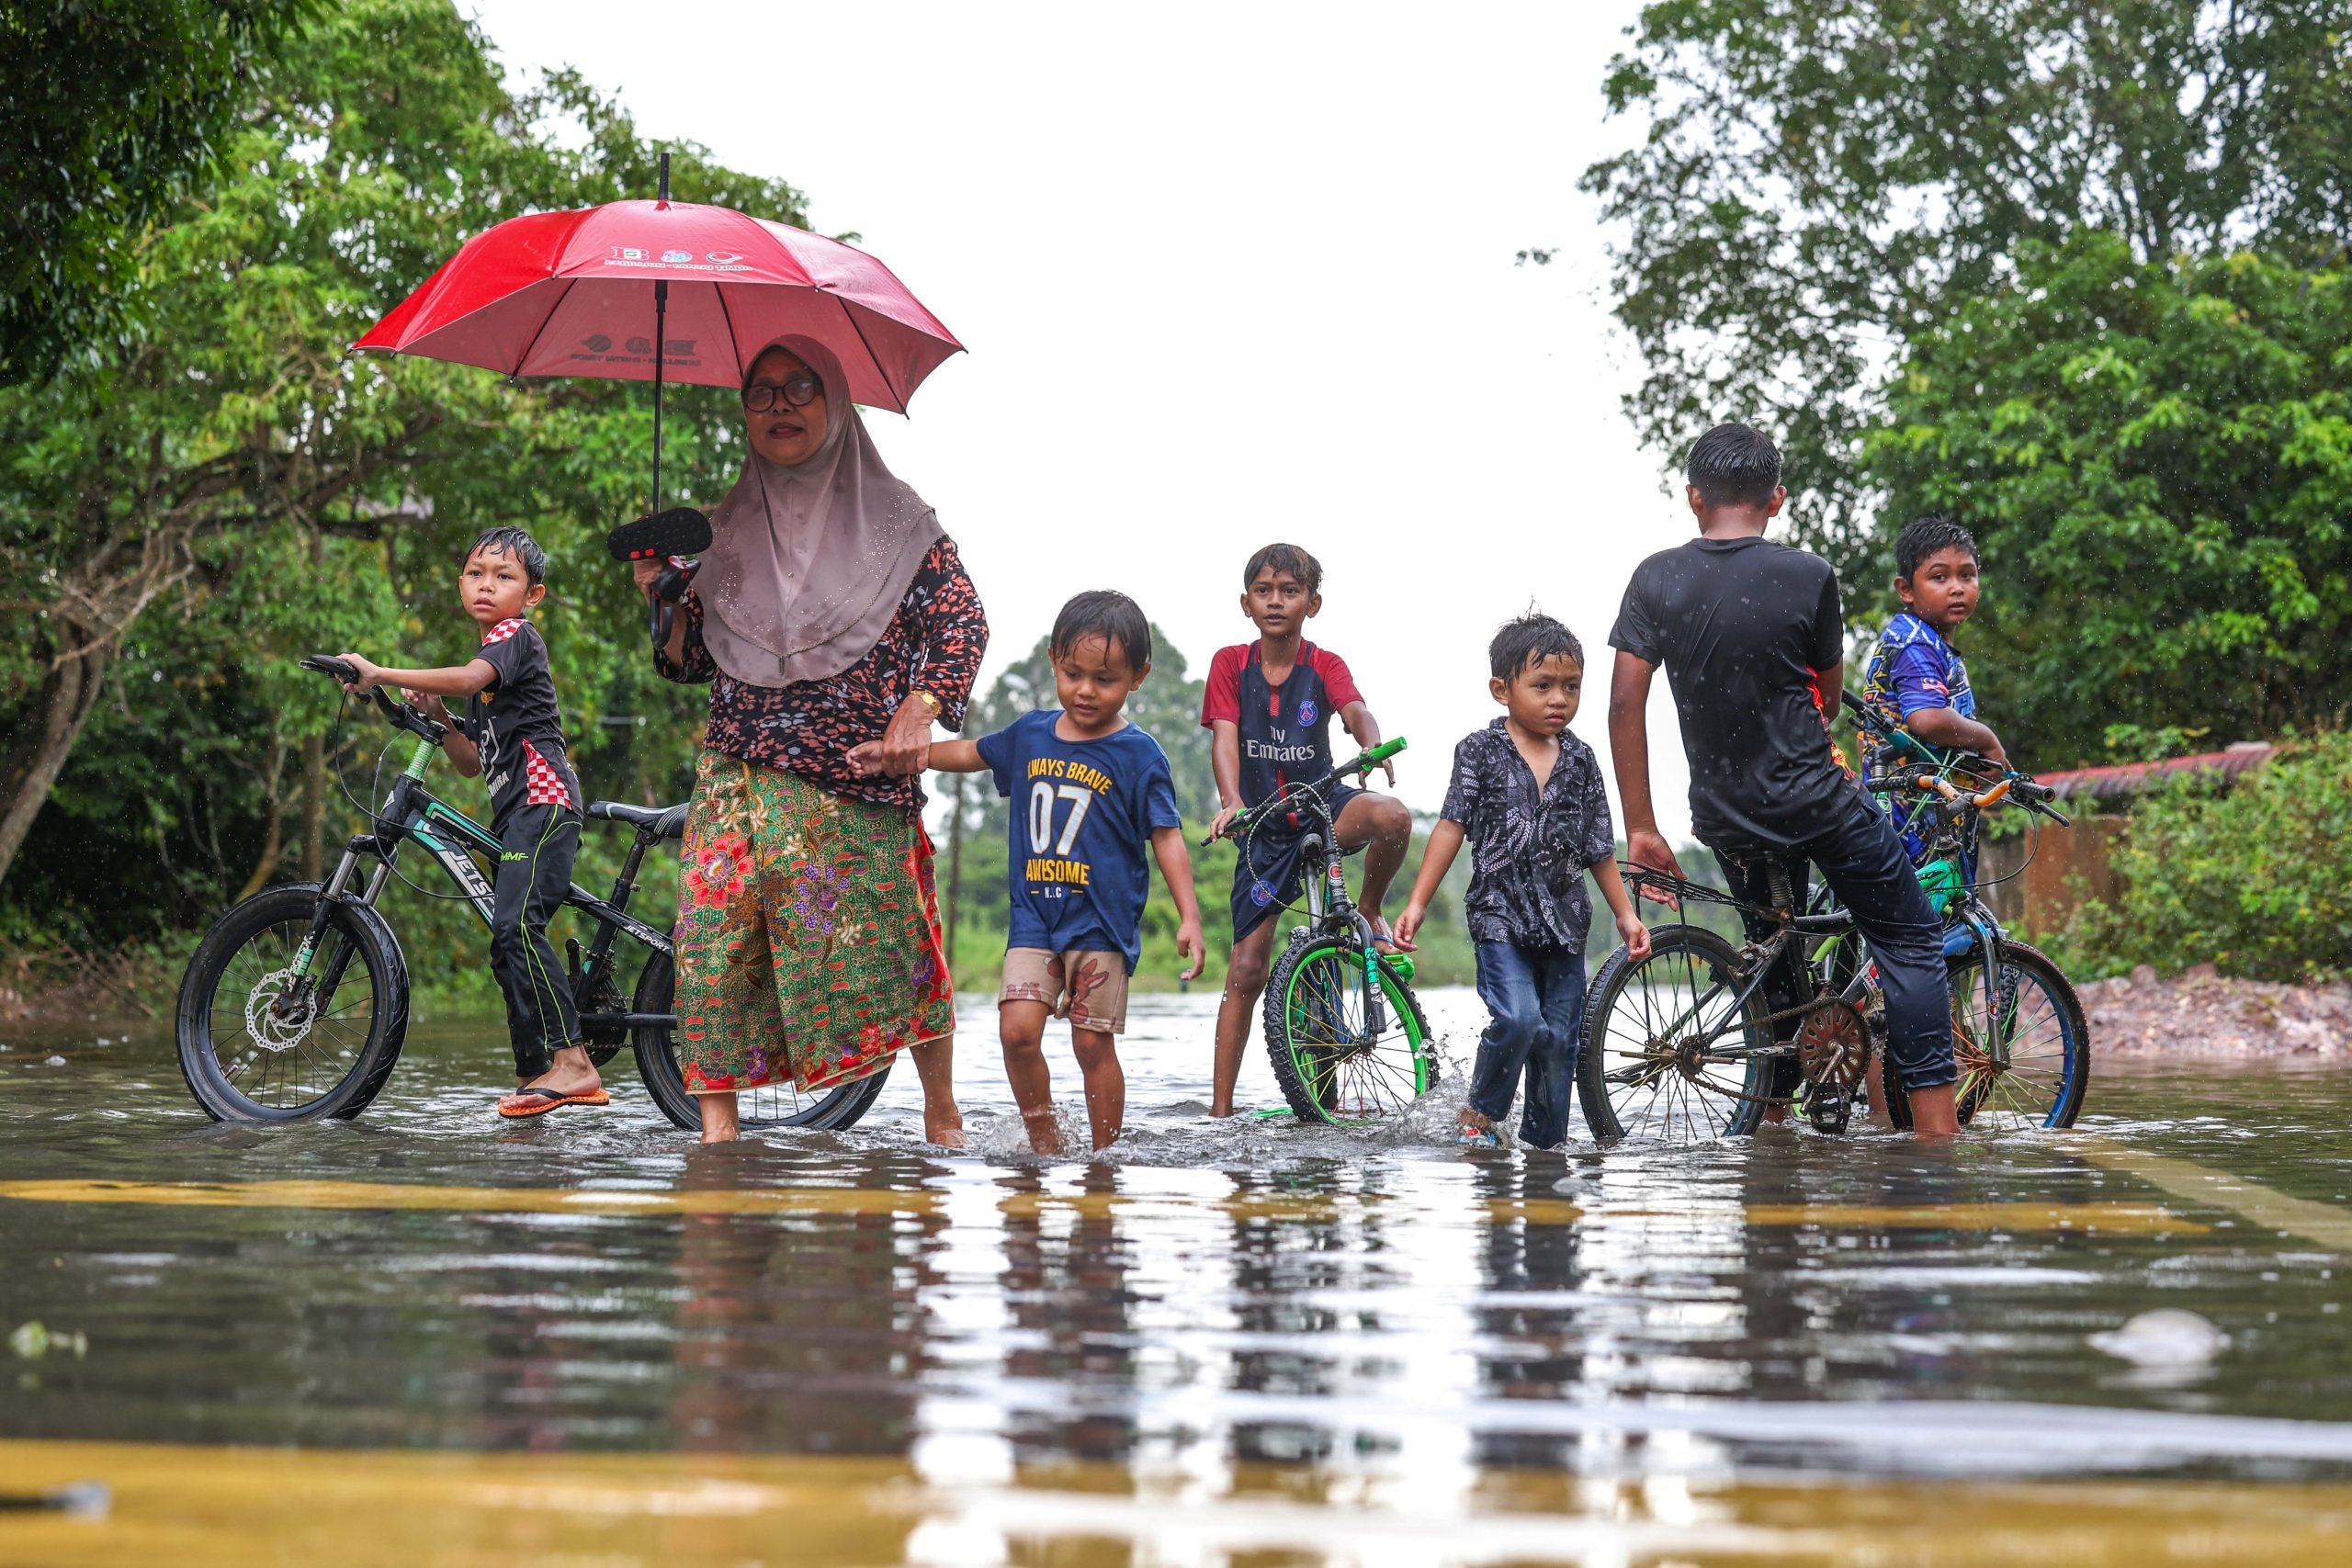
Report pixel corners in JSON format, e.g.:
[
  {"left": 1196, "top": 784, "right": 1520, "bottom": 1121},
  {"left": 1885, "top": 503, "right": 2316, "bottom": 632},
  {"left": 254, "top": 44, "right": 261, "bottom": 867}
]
[
  {"left": 650, "top": 279, "right": 667, "bottom": 513},
  {"left": 650, "top": 152, "right": 672, "bottom": 514}
]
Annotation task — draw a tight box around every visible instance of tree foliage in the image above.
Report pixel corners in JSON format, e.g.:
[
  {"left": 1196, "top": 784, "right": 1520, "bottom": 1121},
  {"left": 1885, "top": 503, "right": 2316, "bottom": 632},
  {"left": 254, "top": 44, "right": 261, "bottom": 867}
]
[
  {"left": 0, "top": 0, "right": 811, "bottom": 973},
  {"left": 0, "top": 0, "right": 322, "bottom": 384},
  {"left": 1862, "top": 235, "right": 2352, "bottom": 767},
  {"left": 2054, "top": 732, "right": 2352, "bottom": 981},
  {"left": 1584, "top": 0, "right": 2352, "bottom": 570}
]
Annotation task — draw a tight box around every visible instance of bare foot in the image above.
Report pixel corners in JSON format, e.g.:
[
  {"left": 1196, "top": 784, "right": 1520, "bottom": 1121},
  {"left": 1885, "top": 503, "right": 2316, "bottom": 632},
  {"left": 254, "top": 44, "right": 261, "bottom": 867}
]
[
  {"left": 927, "top": 1122, "right": 970, "bottom": 1149},
  {"left": 698, "top": 1090, "right": 740, "bottom": 1145},
  {"left": 1022, "top": 1109, "right": 1065, "bottom": 1156}
]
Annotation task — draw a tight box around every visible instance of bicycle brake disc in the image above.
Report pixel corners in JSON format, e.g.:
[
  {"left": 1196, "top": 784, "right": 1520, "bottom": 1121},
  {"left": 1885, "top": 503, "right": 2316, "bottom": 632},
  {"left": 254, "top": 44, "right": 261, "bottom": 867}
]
[{"left": 243, "top": 966, "right": 314, "bottom": 1053}]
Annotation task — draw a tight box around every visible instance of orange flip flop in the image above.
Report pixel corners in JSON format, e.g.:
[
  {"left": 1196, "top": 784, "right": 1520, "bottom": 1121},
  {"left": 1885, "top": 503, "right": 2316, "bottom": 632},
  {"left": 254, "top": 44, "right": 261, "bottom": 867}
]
[{"left": 497, "top": 1087, "right": 610, "bottom": 1119}]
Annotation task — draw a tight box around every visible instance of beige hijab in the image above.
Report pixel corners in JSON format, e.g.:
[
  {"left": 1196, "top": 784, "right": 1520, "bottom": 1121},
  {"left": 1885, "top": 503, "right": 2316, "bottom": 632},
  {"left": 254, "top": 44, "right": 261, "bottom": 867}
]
[{"left": 700, "top": 337, "right": 943, "bottom": 687}]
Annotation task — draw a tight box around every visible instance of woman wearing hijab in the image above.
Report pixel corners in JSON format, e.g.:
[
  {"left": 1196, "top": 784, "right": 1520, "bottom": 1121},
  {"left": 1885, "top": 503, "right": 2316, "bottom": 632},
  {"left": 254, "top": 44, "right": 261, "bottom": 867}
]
[{"left": 636, "top": 337, "right": 987, "bottom": 1145}]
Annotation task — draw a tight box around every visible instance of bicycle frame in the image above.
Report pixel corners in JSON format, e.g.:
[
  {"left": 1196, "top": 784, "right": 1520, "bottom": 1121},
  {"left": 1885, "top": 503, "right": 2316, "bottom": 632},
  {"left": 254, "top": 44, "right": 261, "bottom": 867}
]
[
  {"left": 278, "top": 730, "right": 674, "bottom": 1037},
  {"left": 1216, "top": 736, "right": 1409, "bottom": 1047},
  {"left": 1285, "top": 807, "right": 1389, "bottom": 1038}
]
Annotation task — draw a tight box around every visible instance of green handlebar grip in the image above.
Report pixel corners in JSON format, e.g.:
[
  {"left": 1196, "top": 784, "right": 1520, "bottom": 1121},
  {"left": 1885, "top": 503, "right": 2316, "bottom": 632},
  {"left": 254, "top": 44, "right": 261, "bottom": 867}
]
[{"left": 1361, "top": 736, "right": 1407, "bottom": 766}]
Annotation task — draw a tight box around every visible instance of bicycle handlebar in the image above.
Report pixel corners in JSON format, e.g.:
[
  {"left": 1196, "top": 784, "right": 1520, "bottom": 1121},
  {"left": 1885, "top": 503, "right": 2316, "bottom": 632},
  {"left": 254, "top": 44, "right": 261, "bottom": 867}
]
[
  {"left": 301, "top": 654, "right": 448, "bottom": 746},
  {"left": 1201, "top": 737, "right": 1408, "bottom": 846},
  {"left": 1842, "top": 686, "right": 2070, "bottom": 825}
]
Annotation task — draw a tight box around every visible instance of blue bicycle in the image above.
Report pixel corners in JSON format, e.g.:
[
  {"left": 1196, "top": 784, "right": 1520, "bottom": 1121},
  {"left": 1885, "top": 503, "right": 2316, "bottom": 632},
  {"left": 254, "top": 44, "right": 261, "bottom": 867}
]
[{"left": 1579, "top": 694, "right": 2088, "bottom": 1140}]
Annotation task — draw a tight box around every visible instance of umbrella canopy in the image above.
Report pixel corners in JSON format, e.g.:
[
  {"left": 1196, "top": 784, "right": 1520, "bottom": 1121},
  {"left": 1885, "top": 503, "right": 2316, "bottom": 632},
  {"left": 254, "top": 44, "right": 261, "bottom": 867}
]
[{"left": 352, "top": 197, "right": 962, "bottom": 413}]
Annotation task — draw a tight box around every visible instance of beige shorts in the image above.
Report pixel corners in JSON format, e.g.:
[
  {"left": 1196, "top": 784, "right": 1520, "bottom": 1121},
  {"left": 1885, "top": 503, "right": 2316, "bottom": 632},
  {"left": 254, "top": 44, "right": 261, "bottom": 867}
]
[{"left": 1000, "top": 948, "right": 1130, "bottom": 1034}]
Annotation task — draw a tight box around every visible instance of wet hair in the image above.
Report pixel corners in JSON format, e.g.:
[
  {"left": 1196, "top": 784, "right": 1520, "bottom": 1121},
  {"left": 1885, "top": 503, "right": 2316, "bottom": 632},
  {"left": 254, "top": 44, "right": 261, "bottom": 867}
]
[
  {"left": 1488, "top": 612, "right": 1584, "bottom": 682},
  {"left": 1051, "top": 590, "right": 1151, "bottom": 673},
  {"left": 466, "top": 525, "right": 548, "bottom": 586},
  {"left": 1242, "top": 542, "right": 1323, "bottom": 594},
  {"left": 1894, "top": 513, "right": 1980, "bottom": 581},
  {"left": 1685, "top": 423, "right": 1783, "bottom": 509}
]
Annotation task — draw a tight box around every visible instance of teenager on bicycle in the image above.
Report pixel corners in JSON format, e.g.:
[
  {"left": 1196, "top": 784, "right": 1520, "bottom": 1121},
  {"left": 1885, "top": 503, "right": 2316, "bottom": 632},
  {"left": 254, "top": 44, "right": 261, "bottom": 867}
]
[{"left": 1604, "top": 423, "right": 1961, "bottom": 1139}]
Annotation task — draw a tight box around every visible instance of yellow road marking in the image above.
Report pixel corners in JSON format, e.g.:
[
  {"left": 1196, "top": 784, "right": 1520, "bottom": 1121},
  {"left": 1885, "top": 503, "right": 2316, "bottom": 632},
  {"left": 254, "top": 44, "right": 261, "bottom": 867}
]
[
  {"left": 0, "top": 1179, "right": 2204, "bottom": 1234},
  {"left": 2078, "top": 1139, "right": 2352, "bottom": 1250},
  {"left": 4, "top": 1438, "right": 2352, "bottom": 1567},
  {"left": 0, "top": 1179, "right": 939, "bottom": 1217}
]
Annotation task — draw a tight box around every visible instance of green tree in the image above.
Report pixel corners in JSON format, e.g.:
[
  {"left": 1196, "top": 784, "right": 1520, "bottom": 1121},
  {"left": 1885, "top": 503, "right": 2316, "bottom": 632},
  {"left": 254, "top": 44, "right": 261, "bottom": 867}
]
[
  {"left": 0, "top": 0, "right": 811, "bottom": 959},
  {"left": 1580, "top": 0, "right": 2352, "bottom": 570},
  {"left": 2054, "top": 733, "right": 2352, "bottom": 981},
  {"left": 0, "top": 0, "right": 322, "bottom": 384},
  {"left": 1860, "top": 235, "right": 2352, "bottom": 766}
]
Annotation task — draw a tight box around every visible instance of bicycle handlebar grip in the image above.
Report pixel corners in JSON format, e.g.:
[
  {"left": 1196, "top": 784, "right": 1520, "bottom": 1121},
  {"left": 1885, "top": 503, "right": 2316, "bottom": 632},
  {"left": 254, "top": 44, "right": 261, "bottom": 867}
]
[
  {"left": 1360, "top": 736, "right": 1408, "bottom": 767},
  {"left": 301, "top": 654, "right": 360, "bottom": 683},
  {"left": 607, "top": 507, "right": 712, "bottom": 563}
]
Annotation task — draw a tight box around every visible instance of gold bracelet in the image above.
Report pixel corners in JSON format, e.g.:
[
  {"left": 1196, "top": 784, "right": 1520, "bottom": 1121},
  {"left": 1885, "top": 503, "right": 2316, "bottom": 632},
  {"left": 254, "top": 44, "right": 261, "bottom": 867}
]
[{"left": 910, "top": 689, "right": 943, "bottom": 717}]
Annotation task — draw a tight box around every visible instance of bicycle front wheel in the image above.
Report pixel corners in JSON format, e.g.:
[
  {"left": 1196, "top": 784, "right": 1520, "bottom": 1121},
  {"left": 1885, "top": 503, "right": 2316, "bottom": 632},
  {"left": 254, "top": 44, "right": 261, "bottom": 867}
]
[
  {"left": 1579, "top": 925, "right": 1776, "bottom": 1141},
  {"left": 1262, "top": 936, "right": 1432, "bottom": 1124},
  {"left": 1946, "top": 942, "right": 2090, "bottom": 1129},
  {"left": 630, "top": 952, "right": 894, "bottom": 1133},
  {"left": 175, "top": 884, "right": 410, "bottom": 1122}
]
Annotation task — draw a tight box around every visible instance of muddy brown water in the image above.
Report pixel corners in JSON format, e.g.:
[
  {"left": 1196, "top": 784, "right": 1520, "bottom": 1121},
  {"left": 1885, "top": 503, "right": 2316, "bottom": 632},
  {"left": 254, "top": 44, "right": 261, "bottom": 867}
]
[{"left": 4, "top": 989, "right": 2350, "bottom": 1564}]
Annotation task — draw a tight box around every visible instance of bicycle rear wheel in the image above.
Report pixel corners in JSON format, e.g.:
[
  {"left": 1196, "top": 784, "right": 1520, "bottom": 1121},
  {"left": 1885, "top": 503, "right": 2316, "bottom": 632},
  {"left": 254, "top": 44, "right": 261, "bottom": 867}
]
[
  {"left": 630, "top": 953, "right": 894, "bottom": 1132},
  {"left": 1578, "top": 925, "right": 1776, "bottom": 1141},
  {"left": 1262, "top": 935, "right": 1432, "bottom": 1124},
  {"left": 175, "top": 884, "right": 409, "bottom": 1122}
]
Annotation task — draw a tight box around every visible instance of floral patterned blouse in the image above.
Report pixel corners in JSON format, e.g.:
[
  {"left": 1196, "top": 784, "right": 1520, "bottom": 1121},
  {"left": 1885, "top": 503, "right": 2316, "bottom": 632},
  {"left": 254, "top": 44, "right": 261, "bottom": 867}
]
[{"left": 657, "top": 536, "right": 988, "bottom": 809}]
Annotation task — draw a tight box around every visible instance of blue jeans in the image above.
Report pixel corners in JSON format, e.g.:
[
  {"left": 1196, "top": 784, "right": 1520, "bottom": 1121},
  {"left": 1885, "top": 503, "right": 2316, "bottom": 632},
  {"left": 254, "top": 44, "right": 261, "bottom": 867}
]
[
  {"left": 1468, "top": 941, "right": 1588, "bottom": 1148},
  {"left": 1713, "top": 788, "right": 1957, "bottom": 1094}
]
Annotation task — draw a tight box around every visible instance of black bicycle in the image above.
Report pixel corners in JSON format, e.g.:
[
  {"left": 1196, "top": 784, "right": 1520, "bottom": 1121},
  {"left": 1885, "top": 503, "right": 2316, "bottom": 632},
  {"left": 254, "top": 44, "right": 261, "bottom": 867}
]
[
  {"left": 173, "top": 657, "right": 890, "bottom": 1130},
  {"left": 1207, "top": 738, "right": 1433, "bottom": 1124},
  {"left": 1578, "top": 718, "right": 2089, "bottom": 1141}
]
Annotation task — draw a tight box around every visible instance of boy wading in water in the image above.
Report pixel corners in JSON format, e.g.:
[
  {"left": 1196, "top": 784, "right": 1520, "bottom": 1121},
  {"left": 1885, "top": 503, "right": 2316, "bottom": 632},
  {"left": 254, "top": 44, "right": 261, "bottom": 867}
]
[
  {"left": 1607, "top": 424, "right": 1962, "bottom": 1139},
  {"left": 1396, "top": 615, "right": 1650, "bottom": 1148},
  {"left": 1200, "top": 544, "right": 1411, "bottom": 1118},
  {"left": 337, "top": 528, "right": 603, "bottom": 1118},
  {"left": 897, "top": 592, "right": 1204, "bottom": 1152}
]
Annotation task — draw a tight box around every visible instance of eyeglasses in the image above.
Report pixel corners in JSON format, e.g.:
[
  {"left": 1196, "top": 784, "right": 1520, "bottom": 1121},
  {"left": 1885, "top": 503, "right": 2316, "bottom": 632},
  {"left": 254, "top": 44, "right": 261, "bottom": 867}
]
[{"left": 743, "top": 372, "right": 822, "bottom": 412}]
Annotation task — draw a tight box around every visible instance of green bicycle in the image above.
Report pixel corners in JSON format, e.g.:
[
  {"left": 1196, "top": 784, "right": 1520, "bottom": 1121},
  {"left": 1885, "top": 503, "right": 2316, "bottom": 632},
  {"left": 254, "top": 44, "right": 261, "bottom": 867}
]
[{"left": 1208, "top": 738, "right": 1433, "bottom": 1125}]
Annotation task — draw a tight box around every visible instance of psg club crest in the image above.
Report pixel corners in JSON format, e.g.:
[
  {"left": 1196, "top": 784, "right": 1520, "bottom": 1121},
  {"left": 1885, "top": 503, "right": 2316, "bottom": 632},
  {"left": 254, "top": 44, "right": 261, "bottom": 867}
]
[
  {"left": 1296, "top": 699, "right": 1318, "bottom": 726},
  {"left": 1250, "top": 879, "right": 1275, "bottom": 908}
]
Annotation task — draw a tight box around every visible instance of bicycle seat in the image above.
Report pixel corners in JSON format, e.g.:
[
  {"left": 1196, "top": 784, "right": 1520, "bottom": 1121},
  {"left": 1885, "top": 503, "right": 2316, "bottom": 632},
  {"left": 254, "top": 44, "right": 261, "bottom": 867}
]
[{"left": 588, "top": 800, "right": 688, "bottom": 840}]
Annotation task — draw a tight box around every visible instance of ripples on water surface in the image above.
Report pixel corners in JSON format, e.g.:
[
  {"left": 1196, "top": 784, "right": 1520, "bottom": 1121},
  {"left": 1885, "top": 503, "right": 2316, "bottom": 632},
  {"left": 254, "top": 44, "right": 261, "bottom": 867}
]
[{"left": 4, "top": 989, "right": 2351, "bottom": 1564}]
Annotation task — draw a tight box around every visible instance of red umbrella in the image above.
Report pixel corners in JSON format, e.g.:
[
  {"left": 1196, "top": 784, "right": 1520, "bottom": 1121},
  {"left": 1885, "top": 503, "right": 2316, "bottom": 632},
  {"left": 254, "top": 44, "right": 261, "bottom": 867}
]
[{"left": 353, "top": 156, "right": 961, "bottom": 510}]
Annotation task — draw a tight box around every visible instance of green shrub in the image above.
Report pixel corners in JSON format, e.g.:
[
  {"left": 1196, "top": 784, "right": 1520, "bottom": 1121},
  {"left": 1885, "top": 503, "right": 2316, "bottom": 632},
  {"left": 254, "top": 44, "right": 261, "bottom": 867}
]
[{"left": 2056, "top": 732, "right": 2352, "bottom": 982}]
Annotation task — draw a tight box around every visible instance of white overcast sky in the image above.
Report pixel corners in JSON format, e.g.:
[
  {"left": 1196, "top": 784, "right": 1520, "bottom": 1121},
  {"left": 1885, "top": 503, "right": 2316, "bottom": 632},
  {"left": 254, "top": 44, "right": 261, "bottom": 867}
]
[{"left": 466, "top": 0, "right": 1705, "bottom": 840}]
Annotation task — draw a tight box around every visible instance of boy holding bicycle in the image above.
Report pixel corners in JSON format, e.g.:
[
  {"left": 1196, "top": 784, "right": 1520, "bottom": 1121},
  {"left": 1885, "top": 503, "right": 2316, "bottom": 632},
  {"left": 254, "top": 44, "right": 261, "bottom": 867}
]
[
  {"left": 864, "top": 591, "right": 1204, "bottom": 1153},
  {"left": 1200, "top": 543, "right": 1413, "bottom": 1118},
  {"left": 336, "top": 526, "right": 601, "bottom": 1121},
  {"left": 1396, "top": 614, "right": 1650, "bottom": 1148},
  {"left": 1605, "top": 423, "right": 1960, "bottom": 1138}
]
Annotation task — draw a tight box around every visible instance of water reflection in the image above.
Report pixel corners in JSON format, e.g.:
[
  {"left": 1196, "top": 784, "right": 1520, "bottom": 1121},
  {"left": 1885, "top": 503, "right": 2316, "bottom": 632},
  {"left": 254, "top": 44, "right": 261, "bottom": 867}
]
[{"left": 2, "top": 1000, "right": 2351, "bottom": 1504}]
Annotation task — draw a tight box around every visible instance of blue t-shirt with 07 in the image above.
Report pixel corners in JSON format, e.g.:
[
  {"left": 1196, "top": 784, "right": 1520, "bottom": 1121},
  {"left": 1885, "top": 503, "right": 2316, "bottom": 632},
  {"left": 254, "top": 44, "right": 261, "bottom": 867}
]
[{"left": 975, "top": 710, "right": 1185, "bottom": 974}]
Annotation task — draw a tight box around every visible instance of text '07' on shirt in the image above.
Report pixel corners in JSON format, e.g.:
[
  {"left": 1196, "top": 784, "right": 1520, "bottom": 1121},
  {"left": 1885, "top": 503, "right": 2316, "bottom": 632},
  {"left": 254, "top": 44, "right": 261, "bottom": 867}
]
[
  {"left": 1609, "top": 536, "right": 1851, "bottom": 852},
  {"left": 458, "top": 617, "right": 580, "bottom": 829},
  {"left": 975, "top": 710, "right": 1184, "bottom": 974}
]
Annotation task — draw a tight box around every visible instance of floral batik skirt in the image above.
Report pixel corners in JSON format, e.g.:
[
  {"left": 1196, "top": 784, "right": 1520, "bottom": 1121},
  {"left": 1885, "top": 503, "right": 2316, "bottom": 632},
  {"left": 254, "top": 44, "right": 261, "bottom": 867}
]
[{"left": 672, "top": 750, "right": 954, "bottom": 1094}]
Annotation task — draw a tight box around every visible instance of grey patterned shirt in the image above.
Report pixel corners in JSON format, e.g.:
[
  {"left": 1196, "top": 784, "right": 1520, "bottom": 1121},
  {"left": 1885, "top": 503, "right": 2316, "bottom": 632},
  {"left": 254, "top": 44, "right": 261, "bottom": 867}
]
[{"left": 1438, "top": 719, "right": 1615, "bottom": 949}]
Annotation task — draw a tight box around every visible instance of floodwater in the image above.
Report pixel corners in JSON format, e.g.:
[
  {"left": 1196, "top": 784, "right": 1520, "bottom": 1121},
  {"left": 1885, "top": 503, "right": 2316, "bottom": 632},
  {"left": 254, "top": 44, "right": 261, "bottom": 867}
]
[{"left": 4, "top": 988, "right": 2351, "bottom": 1566}]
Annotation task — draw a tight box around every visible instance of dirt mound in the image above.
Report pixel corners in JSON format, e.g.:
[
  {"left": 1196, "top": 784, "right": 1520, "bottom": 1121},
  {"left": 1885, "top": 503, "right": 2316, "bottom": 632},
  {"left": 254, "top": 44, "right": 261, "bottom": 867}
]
[{"left": 2080, "top": 964, "right": 2352, "bottom": 1057}]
